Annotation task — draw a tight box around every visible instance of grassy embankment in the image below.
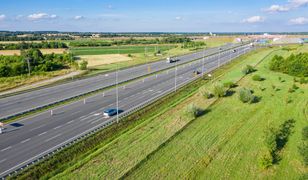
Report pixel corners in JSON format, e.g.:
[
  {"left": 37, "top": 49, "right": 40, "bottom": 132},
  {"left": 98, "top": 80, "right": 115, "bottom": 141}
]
[
  {"left": 14, "top": 45, "right": 269, "bottom": 180},
  {"left": 49, "top": 46, "right": 303, "bottom": 179}
]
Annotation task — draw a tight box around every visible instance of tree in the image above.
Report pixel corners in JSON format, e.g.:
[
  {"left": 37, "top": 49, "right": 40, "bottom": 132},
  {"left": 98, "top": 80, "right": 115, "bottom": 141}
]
[
  {"left": 213, "top": 83, "right": 227, "bottom": 97},
  {"left": 79, "top": 60, "right": 88, "bottom": 70},
  {"left": 238, "top": 88, "right": 256, "bottom": 103}
]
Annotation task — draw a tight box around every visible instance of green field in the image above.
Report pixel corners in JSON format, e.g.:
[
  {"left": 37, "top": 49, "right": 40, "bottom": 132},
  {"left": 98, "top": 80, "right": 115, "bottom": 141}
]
[{"left": 70, "top": 45, "right": 177, "bottom": 56}]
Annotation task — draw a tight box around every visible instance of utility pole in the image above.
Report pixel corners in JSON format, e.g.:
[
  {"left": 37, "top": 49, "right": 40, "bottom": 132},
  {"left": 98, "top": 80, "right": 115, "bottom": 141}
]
[{"left": 26, "top": 58, "right": 31, "bottom": 76}]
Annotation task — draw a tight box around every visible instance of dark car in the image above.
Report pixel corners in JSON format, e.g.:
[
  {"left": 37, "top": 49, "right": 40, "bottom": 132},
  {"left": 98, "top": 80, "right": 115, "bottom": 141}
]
[
  {"left": 103, "top": 109, "right": 118, "bottom": 117},
  {"left": 193, "top": 70, "right": 201, "bottom": 75}
]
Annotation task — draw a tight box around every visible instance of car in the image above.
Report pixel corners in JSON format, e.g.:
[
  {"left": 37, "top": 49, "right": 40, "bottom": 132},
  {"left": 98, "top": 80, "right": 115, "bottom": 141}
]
[
  {"left": 103, "top": 109, "right": 118, "bottom": 117},
  {"left": 233, "top": 49, "right": 237, "bottom": 53},
  {"left": 193, "top": 70, "right": 201, "bottom": 75},
  {"left": 166, "top": 57, "right": 179, "bottom": 63}
]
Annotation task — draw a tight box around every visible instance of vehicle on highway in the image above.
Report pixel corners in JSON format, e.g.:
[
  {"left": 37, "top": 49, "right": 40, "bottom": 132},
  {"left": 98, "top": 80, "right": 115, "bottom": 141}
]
[
  {"left": 103, "top": 109, "right": 119, "bottom": 117},
  {"left": 166, "top": 57, "right": 179, "bottom": 63},
  {"left": 233, "top": 49, "right": 237, "bottom": 53},
  {"left": 193, "top": 70, "right": 201, "bottom": 75}
]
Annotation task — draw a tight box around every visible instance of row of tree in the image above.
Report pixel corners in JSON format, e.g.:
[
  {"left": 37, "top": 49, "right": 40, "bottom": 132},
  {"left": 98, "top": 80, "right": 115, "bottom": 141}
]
[
  {"left": 269, "top": 53, "right": 308, "bottom": 77},
  {"left": 0, "top": 49, "right": 73, "bottom": 77},
  {"left": 0, "top": 42, "right": 68, "bottom": 50},
  {"left": 69, "top": 37, "right": 192, "bottom": 47}
]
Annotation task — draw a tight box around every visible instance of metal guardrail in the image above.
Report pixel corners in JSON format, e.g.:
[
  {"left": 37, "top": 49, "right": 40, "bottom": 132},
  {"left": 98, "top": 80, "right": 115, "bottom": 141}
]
[{"left": 0, "top": 45, "right": 254, "bottom": 178}]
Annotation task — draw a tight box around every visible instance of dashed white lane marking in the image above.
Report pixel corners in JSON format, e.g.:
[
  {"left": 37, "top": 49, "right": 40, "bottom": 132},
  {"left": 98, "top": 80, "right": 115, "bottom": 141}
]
[
  {"left": 53, "top": 125, "right": 63, "bottom": 130},
  {"left": 90, "top": 119, "right": 101, "bottom": 125},
  {"left": 66, "top": 120, "right": 74, "bottom": 124},
  {"left": 0, "top": 159, "right": 7, "bottom": 163},
  {"left": 38, "top": 132, "right": 47, "bottom": 136},
  {"left": 29, "top": 125, "right": 46, "bottom": 131},
  {"left": 44, "top": 134, "right": 62, "bottom": 142},
  {"left": 1, "top": 146, "right": 12, "bottom": 152},
  {"left": 21, "top": 138, "right": 31, "bottom": 144},
  {"left": 71, "top": 111, "right": 81, "bottom": 115}
]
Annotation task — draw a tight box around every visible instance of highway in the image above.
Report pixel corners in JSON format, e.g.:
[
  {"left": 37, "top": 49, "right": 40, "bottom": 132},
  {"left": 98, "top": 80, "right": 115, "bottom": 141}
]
[
  {"left": 0, "top": 42, "right": 248, "bottom": 120},
  {"left": 0, "top": 44, "right": 254, "bottom": 177}
]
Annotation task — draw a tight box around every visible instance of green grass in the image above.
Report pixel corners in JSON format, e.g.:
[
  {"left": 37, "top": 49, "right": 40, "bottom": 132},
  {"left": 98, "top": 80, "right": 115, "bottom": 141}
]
[
  {"left": 125, "top": 46, "right": 308, "bottom": 179},
  {"left": 49, "top": 47, "right": 282, "bottom": 179},
  {"left": 70, "top": 45, "right": 176, "bottom": 56}
]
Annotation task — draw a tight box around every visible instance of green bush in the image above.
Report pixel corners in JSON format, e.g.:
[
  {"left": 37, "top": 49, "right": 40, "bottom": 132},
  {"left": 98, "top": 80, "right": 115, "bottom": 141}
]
[
  {"left": 299, "top": 77, "right": 308, "bottom": 84},
  {"left": 238, "top": 88, "right": 256, "bottom": 103},
  {"left": 252, "top": 74, "right": 263, "bottom": 81},
  {"left": 199, "top": 87, "right": 213, "bottom": 99},
  {"left": 79, "top": 60, "right": 88, "bottom": 70},
  {"left": 242, "top": 65, "right": 256, "bottom": 75},
  {"left": 259, "top": 150, "right": 273, "bottom": 169},
  {"left": 223, "top": 81, "right": 236, "bottom": 88},
  {"left": 185, "top": 104, "right": 203, "bottom": 118},
  {"left": 298, "top": 142, "right": 308, "bottom": 166},
  {"left": 269, "top": 53, "right": 308, "bottom": 77},
  {"left": 213, "top": 83, "right": 227, "bottom": 97},
  {"left": 302, "top": 126, "right": 308, "bottom": 141}
]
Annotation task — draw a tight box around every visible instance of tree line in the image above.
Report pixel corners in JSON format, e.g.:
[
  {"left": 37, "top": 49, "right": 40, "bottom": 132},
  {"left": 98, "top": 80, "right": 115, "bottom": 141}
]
[
  {"left": 69, "top": 36, "right": 192, "bottom": 47},
  {"left": 269, "top": 53, "right": 308, "bottom": 77},
  {"left": 0, "top": 42, "right": 68, "bottom": 50},
  {"left": 0, "top": 49, "right": 74, "bottom": 77}
]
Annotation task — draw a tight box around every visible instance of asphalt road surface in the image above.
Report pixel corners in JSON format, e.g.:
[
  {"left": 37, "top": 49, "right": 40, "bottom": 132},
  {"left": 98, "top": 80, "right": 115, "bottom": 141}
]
[
  {"left": 0, "top": 42, "right": 249, "bottom": 120},
  {"left": 0, "top": 44, "right": 254, "bottom": 177}
]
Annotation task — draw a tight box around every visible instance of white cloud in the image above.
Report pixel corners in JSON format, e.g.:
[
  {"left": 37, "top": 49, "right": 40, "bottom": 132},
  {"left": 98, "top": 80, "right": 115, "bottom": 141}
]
[
  {"left": 265, "top": 0, "right": 308, "bottom": 13},
  {"left": 289, "top": 0, "right": 308, "bottom": 7},
  {"left": 74, "top": 15, "right": 84, "bottom": 20},
  {"left": 175, "top": 16, "right": 184, "bottom": 21},
  {"left": 264, "top": 5, "right": 290, "bottom": 13},
  {"left": 242, "top": 16, "right": 265, "bottom": 23},
  {"left": 28, "top": 13, "right": 58, "bottom": 21},
  {"left": 289, "top": 17, "right": 308, "bottom": 25},
  {"left": 0, "top": 14, "right": 6, "bottom": 21}
]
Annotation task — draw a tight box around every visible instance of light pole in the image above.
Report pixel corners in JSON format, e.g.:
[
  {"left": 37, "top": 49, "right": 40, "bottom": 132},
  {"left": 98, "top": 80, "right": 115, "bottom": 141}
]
[
  {"left": 175, "top": 58, "right": 177, "bottom": 92},
  {"left": 202, "top": 49, "right": 205, "bottom": 77},
  {"left": 116, "top": 45, "right": 119, "bottom": 123}
]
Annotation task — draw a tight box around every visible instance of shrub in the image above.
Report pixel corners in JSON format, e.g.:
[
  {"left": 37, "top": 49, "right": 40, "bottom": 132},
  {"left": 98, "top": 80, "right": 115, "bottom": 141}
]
[
  {"left": 200, "top": 88, "right": 213, "bottom": 99},
  {"left": 302, "top": 126, "right": 308, "bottom": 141},
  {"left": 252, "top": 74, "right": 263, "bottom": 81},
  {"left": 128, "top": 54, "right": 132, "bottom": 57},
  {"left": 299, "top": 77, "right": 308, "bottom": 84},
  {"left": 238, "top": 88, "right": 256, "bottom": 103},
  {"left": 259, "top": 150, "right": 273, "bottom": 169},
  {"left": 292, "top": 84, "right": 299, "bottom": 90},
  {"left": 223, "top": 81, "right": 236, "bottom": 88},
  {"left": 242, "top": 65, "right": 256, "bottom": 75},
  {"left": 269, "top": 53, "right": 308, "bottom": 77},
  {"left": 298, "top": 142, "right": 308, "bottom": 166},
  {"left": 213, "top": 83, "right": 227, "bottom": 97},
  {"left": 79, "top": 60, "right": 88, "bottom": 70},
  {"left": 185, "top": 104, "right": 203, "bottom": 118}
]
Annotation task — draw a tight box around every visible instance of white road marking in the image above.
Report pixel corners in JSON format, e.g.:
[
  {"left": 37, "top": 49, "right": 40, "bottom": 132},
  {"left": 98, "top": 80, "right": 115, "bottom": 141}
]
[
  {"left": 66, "top": 120, "right": 74, "bottom": 124},
  {"left": 21, "top": 138, "right": 31, "bottom": 144},
  {"left": 53, "top": 125, "right": 63, "bottom": 130},
  {"left": 29, "top": 125, "right": 46, "bottom": 132},
  {"left": 0, "top": 159, "right": 7, "bottom": 163},
  {"left": 44, "top": 134, "right": 62, "bottom": 142},
  {"left": 38, "top": 132, "right": 47, "bottom": 136},
  {"left": 90, "top": 119, "right": 101, "bottom": 124},
  {"left": 1, "top": 146, "right": 12, "bottom": 152},
  {"left": 71, "top": 111, "right": 81, "bottom": 115}
]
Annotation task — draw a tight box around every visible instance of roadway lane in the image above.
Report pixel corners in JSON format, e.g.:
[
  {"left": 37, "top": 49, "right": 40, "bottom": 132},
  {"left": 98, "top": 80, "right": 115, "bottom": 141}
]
[
  {"left": 0, "top": 44, "right": 254, "bottom": 177},
  {"left": 0, "top": 42, "right": 249, "bottom": 120}
]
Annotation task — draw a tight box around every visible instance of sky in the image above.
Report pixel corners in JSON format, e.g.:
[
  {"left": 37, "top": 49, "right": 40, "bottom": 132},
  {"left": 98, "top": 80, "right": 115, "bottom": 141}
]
[{"left": 0, "top": 0, "right": 308, "bottom": 32}]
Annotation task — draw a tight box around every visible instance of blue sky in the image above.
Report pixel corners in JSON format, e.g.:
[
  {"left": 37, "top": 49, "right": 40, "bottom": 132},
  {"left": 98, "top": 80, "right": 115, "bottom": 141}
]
[{"left": 0, "top": 0, "right": 307, "bottom": 32}]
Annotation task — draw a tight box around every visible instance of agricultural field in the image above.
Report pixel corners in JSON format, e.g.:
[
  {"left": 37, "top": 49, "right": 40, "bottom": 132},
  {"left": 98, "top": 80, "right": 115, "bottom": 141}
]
[
  {"left": 70, "top": 45, "right": 176, "bottom": 56},
  {"left": 0, "top": 48, "right": 67, "bottom": 56},
  {"left": 47, "top": 45, "right": 308, "bottom": 179},
  {"left": 77, "top": 54, "right": 132, "bottom": 67}
]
